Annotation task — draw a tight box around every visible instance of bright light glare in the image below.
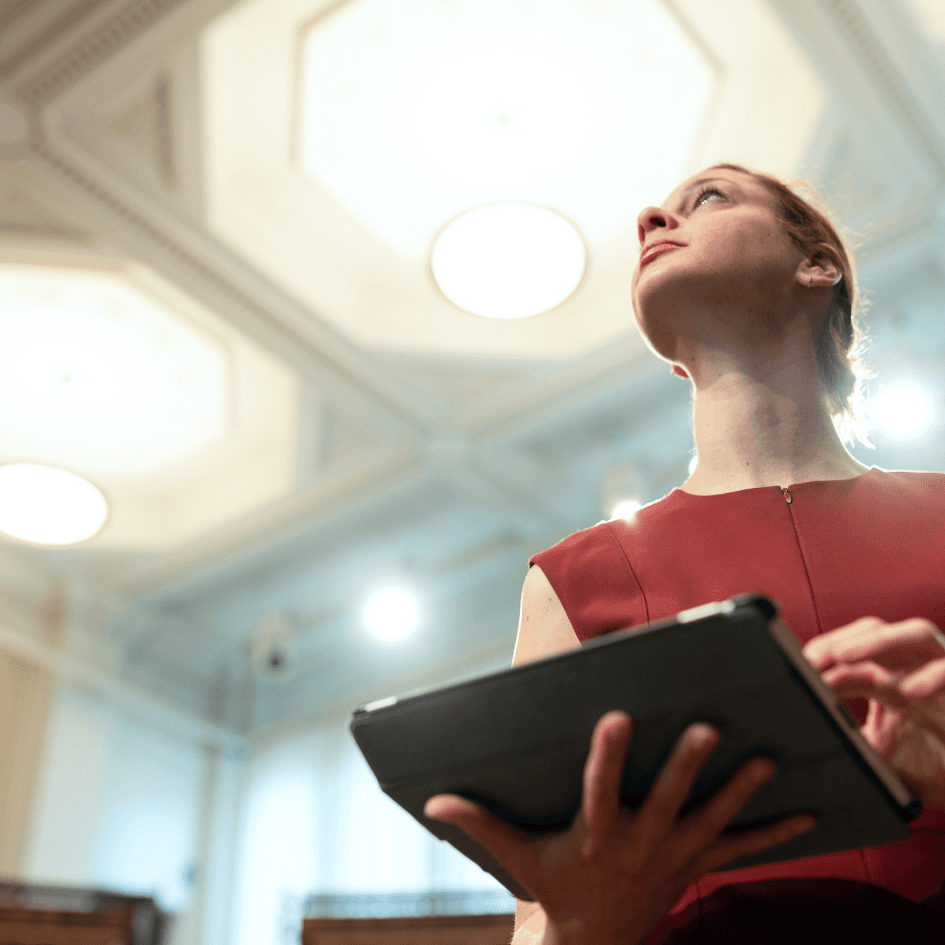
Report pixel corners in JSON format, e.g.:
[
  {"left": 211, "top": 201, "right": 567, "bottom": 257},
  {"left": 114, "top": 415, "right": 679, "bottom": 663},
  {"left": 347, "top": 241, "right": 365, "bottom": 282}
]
[
  {"left": 611, "top": 499, "right": 642, "bottom": 521},
  {"left": 363, "top": 588, "right": 420, "bottom": 642},
  {"left": 688, "top": 455, "right": 699, "bottom": 476},
  {"left": 432, "top": 204, "right": 585, "bottom": 318},
  {"left": 873, "top": 382, "right": 935, "bottom": 440},
  {"left": 0, "top": 463, "right": 108, "bottom": 545}
]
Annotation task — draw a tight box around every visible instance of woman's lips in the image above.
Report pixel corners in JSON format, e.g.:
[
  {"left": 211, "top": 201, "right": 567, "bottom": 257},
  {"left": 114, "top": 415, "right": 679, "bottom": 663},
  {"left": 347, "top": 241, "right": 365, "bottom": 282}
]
[{"left": 640, "top": 243, "right": 682, "bottom": 268}]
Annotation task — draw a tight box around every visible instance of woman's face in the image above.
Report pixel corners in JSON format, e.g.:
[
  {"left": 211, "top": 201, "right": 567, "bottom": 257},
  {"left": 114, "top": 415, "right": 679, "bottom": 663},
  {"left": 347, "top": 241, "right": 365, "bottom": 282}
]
[{"left": 630, "top": 167, "right": 808, "bottom": 366}]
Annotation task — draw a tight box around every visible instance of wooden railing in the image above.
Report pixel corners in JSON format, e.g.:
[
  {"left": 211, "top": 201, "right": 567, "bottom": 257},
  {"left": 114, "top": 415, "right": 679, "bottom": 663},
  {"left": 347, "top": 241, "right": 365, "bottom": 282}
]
[
  {"left": 0, "top": 881, "right": 169, "bottom": 945},
  {"left": 302, "top": 912, "right": 515, "bottom": 945},
  {"left": 300, "top": 891, "right": 515, "bottom": 945}
]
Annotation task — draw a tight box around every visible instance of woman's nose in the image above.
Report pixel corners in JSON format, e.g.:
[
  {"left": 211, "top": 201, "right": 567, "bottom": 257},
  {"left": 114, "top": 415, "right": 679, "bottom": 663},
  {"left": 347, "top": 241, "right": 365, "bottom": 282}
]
[{"left": 637, "top": 206, "right": 677, "bottom": 246}]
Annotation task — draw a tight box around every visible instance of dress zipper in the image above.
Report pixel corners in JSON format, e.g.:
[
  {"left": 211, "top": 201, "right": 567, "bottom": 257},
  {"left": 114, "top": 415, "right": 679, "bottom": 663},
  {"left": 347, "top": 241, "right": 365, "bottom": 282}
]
[{"left": 781, "top": 487, "right": 793, "bottom": 504}]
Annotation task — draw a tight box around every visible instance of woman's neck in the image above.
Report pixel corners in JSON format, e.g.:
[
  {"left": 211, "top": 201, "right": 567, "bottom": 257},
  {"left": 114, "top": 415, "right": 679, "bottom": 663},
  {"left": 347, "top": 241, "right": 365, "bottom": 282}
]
[{"left": 680, "top": 360, "right": 869, "bottom": 496}]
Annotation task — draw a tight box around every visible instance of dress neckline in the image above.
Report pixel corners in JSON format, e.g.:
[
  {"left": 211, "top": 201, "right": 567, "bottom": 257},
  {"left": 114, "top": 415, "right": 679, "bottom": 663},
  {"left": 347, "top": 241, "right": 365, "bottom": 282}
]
[{"left": 672, "top": 465, "right": 879, "bottom": 499}]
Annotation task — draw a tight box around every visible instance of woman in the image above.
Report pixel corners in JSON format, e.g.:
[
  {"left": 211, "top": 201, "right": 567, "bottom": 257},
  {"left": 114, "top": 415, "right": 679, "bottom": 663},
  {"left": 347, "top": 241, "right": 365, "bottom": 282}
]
[{"left": 424, "top": 164, "right": 945, "bottom": 944}]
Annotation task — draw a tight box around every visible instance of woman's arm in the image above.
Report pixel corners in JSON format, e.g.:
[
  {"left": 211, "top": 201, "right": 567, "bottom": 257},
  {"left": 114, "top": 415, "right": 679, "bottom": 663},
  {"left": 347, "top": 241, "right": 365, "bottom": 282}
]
[
  {"left": 511, "top": 564, "right": 582, "bottom": 668},
  {"left": 512, "top": 900, "right": 546, "bottom": 944},
  {"left": 511, "top": 565, "right": 581, "bottom": 942}
]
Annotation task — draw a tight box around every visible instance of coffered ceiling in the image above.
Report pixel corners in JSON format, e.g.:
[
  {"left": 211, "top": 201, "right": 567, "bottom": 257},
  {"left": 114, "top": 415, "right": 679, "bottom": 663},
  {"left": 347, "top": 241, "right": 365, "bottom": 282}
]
[{"left": 0, "top": 0, "right": 943, "bottom": 740}]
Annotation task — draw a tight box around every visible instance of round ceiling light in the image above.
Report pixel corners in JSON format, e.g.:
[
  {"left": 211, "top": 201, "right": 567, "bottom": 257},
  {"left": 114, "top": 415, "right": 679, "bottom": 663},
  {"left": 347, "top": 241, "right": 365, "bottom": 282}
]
[
  {"left": 431, "top": 203, "right": 585, "bottom": 319},
  {"left": 0, "top": 463, "right": 108, "bottom": 545},
  {"left": 363, "top": 587, "right": 420, "bottom": 642},
  {"left": 873, "top": 380, "right": 935, "bottom": 440}
]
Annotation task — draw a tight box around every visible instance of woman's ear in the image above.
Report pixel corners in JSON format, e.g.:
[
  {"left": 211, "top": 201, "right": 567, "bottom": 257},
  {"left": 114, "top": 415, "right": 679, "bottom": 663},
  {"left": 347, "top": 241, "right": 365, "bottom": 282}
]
[{"left": 804, "top": 253, "right": 842, "bottom": 287}]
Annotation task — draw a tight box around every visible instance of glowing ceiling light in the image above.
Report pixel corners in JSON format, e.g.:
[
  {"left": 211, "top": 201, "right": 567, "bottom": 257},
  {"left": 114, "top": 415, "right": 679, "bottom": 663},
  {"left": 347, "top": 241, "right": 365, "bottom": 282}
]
[
  {"left": 432, "top": 204, "right": 585, "bottom": 319},
  {"left": 299, "top": 0, "right": 713, "bottom": 258},
  {"left": 363, "top": 588, "right": 420, "bottom": 642},
  {"left": 873, "top": 381, "right": 935, "bottom": 440},
  {"left": 0, "top": 463, "right": 108, "bottom": 545},
  {"left": 611, "top": 499, "right": 642, "bottom": 521}
]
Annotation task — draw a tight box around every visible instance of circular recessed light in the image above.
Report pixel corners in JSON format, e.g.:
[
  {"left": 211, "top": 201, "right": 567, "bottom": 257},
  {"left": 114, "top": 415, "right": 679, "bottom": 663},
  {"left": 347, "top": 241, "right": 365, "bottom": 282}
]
[
  {"left": 873, "top": 381, "right": 935, "bottom": 440},
  {"left": 0, "top": 463, "right": 108, "bottom": 545},
  {"left": 363, "top": 587, "right": 421, "bottom": 642},
  {"left": 431, "top": 203, "right": 585, "bottom": 319}
]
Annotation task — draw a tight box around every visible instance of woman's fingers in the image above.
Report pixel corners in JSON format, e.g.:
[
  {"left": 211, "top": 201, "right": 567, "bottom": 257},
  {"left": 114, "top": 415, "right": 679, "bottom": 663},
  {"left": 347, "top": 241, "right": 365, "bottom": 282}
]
[
  {"left": 635, "top": 723, "right": 721, "bottom": 850},
  {"left": 900, "top": 657, "right": 945, "bottom": 700},
  {"left": 580, "top": 711, "right": 633, "bottom": 854},
  {"left": 805, "top": 618, "right": 945, "bottom": 673},
  {"left": 698, "top": 812, "right": 817, "bottom": 874},
  {"left": 424, "top": 793, "right": 480, "bottom": 824},
  {"left": 424, "top": 794, "right": 536, "bottom": 878},
  {"left": 681, "top": 752, "right": 817, "bottom": 874},
  {"left": 683, "top": 756, "right": 777, "bottom": 844},
  {"left": 821, "top": 660, "right": 895, "bottom": 690},
  {"left": 821, "top": 662, "right": 913, "bottom": 712}
]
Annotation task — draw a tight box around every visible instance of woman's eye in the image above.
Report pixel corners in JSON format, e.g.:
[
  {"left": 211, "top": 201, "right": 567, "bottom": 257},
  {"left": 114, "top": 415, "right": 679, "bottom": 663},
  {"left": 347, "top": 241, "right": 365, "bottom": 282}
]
[{"left": 694, "top": 187, "right": 724, "bottom": 208}]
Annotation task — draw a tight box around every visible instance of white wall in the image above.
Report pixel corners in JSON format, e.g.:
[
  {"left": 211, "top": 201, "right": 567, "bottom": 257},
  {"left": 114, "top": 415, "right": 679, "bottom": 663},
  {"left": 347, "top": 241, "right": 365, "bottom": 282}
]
[
  {"left": 231, "top": 716, "right": 506, "bottom": 945},
  {"left": 22, "top": 683, "right": 244, "bottom": 945},
  {"left": 196, "top": 751, "right": 246, "bottom": 945},
  {"left": 0, "top": 647, "right": 52, "bottom": 876},
  {"left": 22, "top": 682, "right": 507, "bottom": 945}
]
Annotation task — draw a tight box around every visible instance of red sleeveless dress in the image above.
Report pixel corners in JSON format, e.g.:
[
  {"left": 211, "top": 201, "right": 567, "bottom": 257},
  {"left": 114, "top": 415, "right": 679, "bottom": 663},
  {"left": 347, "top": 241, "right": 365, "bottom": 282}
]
[{"left": 529, "top": 468, "right": 945, "bottom": 943}]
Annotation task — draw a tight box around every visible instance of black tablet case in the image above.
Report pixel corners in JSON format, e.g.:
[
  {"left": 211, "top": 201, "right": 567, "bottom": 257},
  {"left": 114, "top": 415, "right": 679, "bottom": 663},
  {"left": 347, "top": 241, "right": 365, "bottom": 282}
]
[{"left": 351, "top": 595, "right": 921, "bottom": 901}]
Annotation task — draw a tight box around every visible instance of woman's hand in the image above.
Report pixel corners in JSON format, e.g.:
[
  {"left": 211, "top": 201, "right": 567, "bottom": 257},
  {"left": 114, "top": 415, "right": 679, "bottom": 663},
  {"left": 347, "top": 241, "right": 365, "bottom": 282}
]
[
  {"left": 803, "top": 617, "right": 945, "bottom": 810},
  {"left": 424, "top": 712, "right": 815, "bottom": 945}
]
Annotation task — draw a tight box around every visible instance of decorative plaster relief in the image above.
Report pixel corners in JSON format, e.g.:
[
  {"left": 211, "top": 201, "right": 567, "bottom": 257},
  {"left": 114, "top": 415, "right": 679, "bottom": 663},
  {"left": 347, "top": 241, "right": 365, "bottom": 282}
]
[
  {"left": 0, "top": 166, "right": 89, "bottom": 241},
  {"left": 0, "top": 0, "right": 111, "bottom": 80}
]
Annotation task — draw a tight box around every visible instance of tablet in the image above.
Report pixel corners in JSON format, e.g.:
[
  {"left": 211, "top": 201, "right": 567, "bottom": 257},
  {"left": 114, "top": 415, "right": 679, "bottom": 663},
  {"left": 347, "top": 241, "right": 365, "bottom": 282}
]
[{"left": 351, "top": 594, "right": 921, "bottom": 901}]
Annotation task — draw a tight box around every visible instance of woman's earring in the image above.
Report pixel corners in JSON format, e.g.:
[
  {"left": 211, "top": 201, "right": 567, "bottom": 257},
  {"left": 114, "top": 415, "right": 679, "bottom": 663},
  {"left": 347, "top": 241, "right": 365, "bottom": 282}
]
[{"left": 671, "top": 364, "right": 689, "bottom": 379}]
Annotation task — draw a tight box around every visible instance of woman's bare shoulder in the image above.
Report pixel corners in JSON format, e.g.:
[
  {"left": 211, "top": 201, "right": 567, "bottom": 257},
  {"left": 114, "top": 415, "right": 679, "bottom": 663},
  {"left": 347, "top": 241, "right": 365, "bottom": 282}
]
[{"left": 512, "top": 564, "right": 581, "bottom": 667}]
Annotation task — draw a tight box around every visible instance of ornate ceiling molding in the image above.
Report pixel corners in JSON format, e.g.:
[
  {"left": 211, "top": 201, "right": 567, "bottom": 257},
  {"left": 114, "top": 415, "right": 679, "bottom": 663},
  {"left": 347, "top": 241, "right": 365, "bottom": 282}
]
[
  {"left": 28, "top": 137, "right": 427, "bottom": 432},
  {"left": 0, "top": 0, "right": 112, "bottom": 80},
  {"left": 817, "top": 0, "right": 945, "bottom": 180},
  {"left": 12, "top": 0, "right": 190, "bottom": 105}
]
